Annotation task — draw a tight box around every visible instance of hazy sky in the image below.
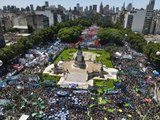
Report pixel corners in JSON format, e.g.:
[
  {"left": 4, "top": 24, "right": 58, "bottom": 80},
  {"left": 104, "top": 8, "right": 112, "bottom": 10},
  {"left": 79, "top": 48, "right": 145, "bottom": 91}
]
[{"left": 0, "top": 0, "right": 160, "bottom": 10}]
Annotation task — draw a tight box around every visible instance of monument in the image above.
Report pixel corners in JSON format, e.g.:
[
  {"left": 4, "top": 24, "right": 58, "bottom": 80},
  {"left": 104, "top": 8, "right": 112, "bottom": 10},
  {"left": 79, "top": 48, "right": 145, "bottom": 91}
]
[
  {"left": 52, "top": 63, "right": 64, "bottom": 74},
  {"left": 74, "top": 45, "right": 86, "bottom": 69}
]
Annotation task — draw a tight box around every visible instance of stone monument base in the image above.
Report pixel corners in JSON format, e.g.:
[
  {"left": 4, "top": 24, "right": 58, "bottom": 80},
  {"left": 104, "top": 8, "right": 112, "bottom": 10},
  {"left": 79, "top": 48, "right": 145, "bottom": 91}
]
[{"left": 74, "top": 61, "right": 86, "bottom": 69}]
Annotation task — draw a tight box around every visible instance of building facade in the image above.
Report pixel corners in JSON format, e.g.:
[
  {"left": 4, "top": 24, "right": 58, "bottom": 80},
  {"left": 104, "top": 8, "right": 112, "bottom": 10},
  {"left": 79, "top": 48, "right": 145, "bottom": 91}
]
[
  {"left": 142, "top": 10, "right": 154, "bottom": 34},
  {"left": 27, "top": 14, "right": 49, "bottom": 31},
  {"left": 124, "top": 10, "right": 146, "bottom": 33},
  {"left": 124, "top": 12, "right": 134, "bottom": 29},
  {"left": 132, "top": 10, "right": 146, "bottom": 33}
]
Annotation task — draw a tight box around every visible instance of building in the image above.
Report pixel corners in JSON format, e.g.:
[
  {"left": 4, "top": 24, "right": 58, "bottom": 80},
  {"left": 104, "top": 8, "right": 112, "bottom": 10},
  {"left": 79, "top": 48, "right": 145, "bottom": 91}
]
[
  {"left": 79, "top": 7, "right": 83, "bottom": 13},
  {"left": 45, "top": 1, "right": 49, "bottom": 7},
  {"left": 84, "top": 6, "right": 88, "bottom": 12},
  {"left": 93, "top": 5, "right": 97, "bottom": 13},
  {"left": 132, "top": 10, "right": 146, "bottom": 33},
  {"left": 116, "top": 7, "right": 119, "bottom": 13},
  {"left": 112, "top": 14, "right": 119, "bottom": 24},
  {"left": 126, "top": 3, "right": 132, "bottom": 11},
  {"left": 57, "top": 14, "right": 62, "bottom": 23},
  {"left": 121, "top": 2, "right": 125, "bottom": 11},
  {"left": 143, "top": 10, "right": 154, "bottom": 34},
  {"left": 142, "top": 0, "right": 155, "bottom": 34},
  {"left": 77, "top": 3, "right": 80, "bottom": 12},
  {"left": 124, "top": 12, "right": 134, "bottom": 29},
  {"left": 149, "top": 16, "right": 157, "bottom": 34},
  {"left": 112, "top": 6, "right": 115, "bottom": 13},
  {"left": 58, "top": 5, "right": 65, "bottom": 11},
  {"left": 150, "top": 13, "right": 160, "bottom": 34},
  {"left": 124, "top": 10, "right": 146, "bottom": 33},
  {"left": 155, "top": 14, "right": 160, "bottom": 34},
  {"left": 99, "top": 2, "right": 103, "bottom": 14},
  {"left": 103, "top": 5, "right": 110, "bottom": 15},
  {"left": 146, "top": 0, "right": 155, "bottom": 11},
  {"left": 27, "top": 14, "right": 49, "bottom": 31},
  {"left": 35, "top": 10, "right": 54, "bottom": 26},
  {"left": 3, "top": 16, "right": 13, "bottom": 31},
  {"left": 89, "top": 6, "right": 92, "bottom": 12},
  {"left": 30, "top": 4, "right": 34, "bottom": 11},
  {"left": 13, "top": 15, "right": 27, "bottom": 26},
  {"left": 74, "top": 7, "right": 77, "bottom": 12}
]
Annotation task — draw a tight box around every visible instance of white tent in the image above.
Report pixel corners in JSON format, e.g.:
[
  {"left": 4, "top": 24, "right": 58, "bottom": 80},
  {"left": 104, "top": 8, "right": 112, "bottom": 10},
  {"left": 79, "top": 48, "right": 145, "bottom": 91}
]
[
  {"left": 122, "top": 54, "right": 133, "bottom": 60},
  {"left": 25, "top": 54, "right": 34, "bottom": 59},
  {"left": 19, "top": 114, "right": 29, "bottom": 120},
  {"left": 19, "top": 58, "right": 26, "bottom": 65},
  {"left": 115, "top": 52, "right": 122, "bottom": 57}
]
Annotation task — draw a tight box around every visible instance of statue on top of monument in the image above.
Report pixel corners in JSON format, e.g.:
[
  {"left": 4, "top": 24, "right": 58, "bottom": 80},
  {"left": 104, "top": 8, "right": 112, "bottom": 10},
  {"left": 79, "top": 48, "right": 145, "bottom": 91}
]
[{"left": 74, "top": 44, "right": 86, "bottom": 69}]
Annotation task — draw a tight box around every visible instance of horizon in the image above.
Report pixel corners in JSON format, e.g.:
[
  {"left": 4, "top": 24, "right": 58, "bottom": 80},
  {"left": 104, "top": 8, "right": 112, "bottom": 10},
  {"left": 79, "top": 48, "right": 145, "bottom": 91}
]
[{"left": 0, "top": 0, "right": 160, "bottom": 10}]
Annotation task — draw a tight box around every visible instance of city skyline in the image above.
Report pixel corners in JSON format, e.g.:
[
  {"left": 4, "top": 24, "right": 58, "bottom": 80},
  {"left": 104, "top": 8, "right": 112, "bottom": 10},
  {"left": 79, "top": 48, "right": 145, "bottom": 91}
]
[{"left": 0, "top": 0, "right": 160, "bottom": 10}]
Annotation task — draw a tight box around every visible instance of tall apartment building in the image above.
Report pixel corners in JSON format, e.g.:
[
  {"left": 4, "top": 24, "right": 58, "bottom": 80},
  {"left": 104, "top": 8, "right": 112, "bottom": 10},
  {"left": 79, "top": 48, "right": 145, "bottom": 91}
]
[
  {"left": 146, "top": 0, "right": 155, "bottom": 11},
  {"left": 150, "top": 13, "right": 160, "bottom": 34},
  {"left": 126, "top": 3, "right": 132, "bottom": 11},
  {"left": 132, "top": 10, "right": 146, "bottom": 33},
  {"left": 124, "top": 12, "right": 134, "bottom": 29},
  {"left": 124, "top": 10, "right": 146, "bottom": 33},
  {"left": 155, "top": 15, "right": 160, "bottom": 34},
  {"left": 143, "top": 10, "right": 154, "bottom": 34},
  {"left": 77, "top": 3, "right": 80, "bottom": 12},
  {"left": 45, "top": 1, "right": 49, "bottom": 7},
  {"left": 143, "top": 0, "right": 155, "bottom": 34},
  {"left": 93, "top": 5, "right": 97, "bottom": 13},
  {"left": 89, "top": 6, "right": 92, "bottom": 12}
]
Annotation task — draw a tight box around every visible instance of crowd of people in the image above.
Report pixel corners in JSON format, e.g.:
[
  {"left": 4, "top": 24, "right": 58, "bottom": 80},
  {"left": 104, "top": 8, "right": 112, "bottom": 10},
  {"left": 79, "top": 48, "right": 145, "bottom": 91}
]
[
  {"left": 108, "top": 43, "right": 160, "bottom": 119},
  {"left": 0, "top": 27, "right": 159, "bottom": 120}
]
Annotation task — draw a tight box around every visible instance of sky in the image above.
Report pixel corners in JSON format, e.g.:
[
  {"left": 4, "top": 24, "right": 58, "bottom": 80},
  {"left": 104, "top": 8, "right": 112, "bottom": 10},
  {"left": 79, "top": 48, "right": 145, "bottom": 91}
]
[{"left": 0, "top": 0, "right": 160, "bottom": 10}]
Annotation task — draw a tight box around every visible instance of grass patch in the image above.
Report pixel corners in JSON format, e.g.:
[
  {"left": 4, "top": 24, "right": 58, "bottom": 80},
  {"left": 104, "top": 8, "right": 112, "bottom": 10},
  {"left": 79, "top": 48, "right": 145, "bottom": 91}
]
[
  {"left": 98, "top": 97, "right": 107, "bottom": 105},
  {"left": 42, "top": 73, "right": 60, "bottom": 83},
  {"left": 84, "top": 49, "right": 113, "bottom": 68},
  {"left": 52, "top": 48, "right": 113, "bottom": 68},
  {"left": 94, "top": 79, "right": 115, "bottom": 88},
  {"left": 53, "top": 48, "right": 76, "bottom": 63},
  {"left": 94, "top": 79, "right": 121, "bottom": 94},
  {"left": 94, "top": 79, "right": 121, "bottom": 87}
]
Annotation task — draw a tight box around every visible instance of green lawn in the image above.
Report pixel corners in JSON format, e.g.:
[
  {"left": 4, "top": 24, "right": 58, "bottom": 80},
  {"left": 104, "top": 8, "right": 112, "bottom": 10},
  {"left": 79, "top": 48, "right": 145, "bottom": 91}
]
[
  {"left": 42, "top": 73, "right": 61, "bottom": 83},
  {"left": 93, "top": 79, "right": 122, "bottom": 94},
  {"left": 94, "top": 79, "right": 115, "bottom": 88},
  {"left": 53, "top": 48, "right": 113, "bottom": 68},
  {"left": 85, "top": 49, "right": 113, "bottom": 68},
  {"left": 53, "top": 48, "right": 76, "bottom": 63}
]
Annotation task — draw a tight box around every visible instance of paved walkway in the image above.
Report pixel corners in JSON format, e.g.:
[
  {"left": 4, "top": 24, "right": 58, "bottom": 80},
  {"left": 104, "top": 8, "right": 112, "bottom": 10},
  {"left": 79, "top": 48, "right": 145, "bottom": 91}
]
[
  {"left": 43, "top": 61, "right": 118, "bottom": 89},
  {"left": 58, "top": 73, "right": 91, "bottom": 89}
]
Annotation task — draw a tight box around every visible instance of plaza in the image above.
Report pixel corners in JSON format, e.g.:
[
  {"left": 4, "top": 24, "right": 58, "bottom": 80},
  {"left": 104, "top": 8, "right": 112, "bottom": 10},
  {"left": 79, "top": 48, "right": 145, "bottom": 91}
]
[{"left": 43, "top": 48, "right": 118, "bottom": 89}]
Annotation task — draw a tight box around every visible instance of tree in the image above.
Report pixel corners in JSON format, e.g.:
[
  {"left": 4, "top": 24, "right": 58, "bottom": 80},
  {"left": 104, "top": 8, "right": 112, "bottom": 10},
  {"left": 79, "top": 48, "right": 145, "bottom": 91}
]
[
  {"left": 78, "top": 19, "right": 92, "bottom": 27},
  {"left": 58, "top": 26, "right": 82, "bottom": 43},
  {"left": 0, "top": 50, "right": 7, "bottom": 64},
  {"left": 97, "top": 28, "right": 123, "bottom": 46}
]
